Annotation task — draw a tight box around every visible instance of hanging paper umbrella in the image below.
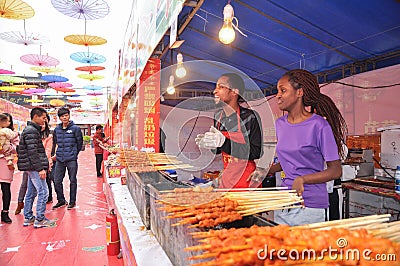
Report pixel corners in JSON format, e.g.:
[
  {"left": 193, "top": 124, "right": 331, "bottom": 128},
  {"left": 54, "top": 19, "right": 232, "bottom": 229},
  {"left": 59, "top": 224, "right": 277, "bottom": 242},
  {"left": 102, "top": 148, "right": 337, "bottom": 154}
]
[
  {"left": 75, "top": 65, "right": 105, "bottom": 74},
  {"left": 0, "top": 86, "right": 25, "bottom": 92},
  {"left": 78, "top": 73, "right": 104, "bottom": 81},
  {"left": 87, "top": 91, "right": 103, "bottom": 96},
  {"left": 0, "top": 0, "right": 35, "bottom": 20},
  {"left": 15, "top": 84, "right": 37, "bottom": 89},
  {"left": 39, "top": 88, "right": 63, "bottom": 98},
  {"left": 54, "top": 87, "right": 75, "bottom": 93},
  {"left": 48, "top": 82, "right": 73, "bottom": 88},
  {"left": 0, "top": 68, "right": 15, "bottom": 74},
  {"left": 20, "top": 54, "right": 60, "bottom": 67},
  {"left": 49, "top": 99, "right": 65, "bottom": 107},
  {"left": 31, "top": 66, "right": 63, "bottom": 74},
  {"left": 41, "top": 75, "right": 68, "bottom": 82},
  {"left": 0, "top": 31, "right": 49, "bottom": 45},
  {"left": 0, "top": 75, "right": 27, "bottom": 83},
  {"left": 26, "top": 99, "right": 44, "bottom": 103},
  {"left": 64, "top": 34, "right": 107, "bottom": 46},
  {"left": 70, "top": 51, "right": 106, "bottom": 64},
  {"left": 21, "top": 88, "right": 46, "bottom": 94},
  {"left": 51, "top": 0, "right": 109, "bottom": 20},
  {"left": 67, "top": 94, "right": 82, "bottom": 97},
  {"left": 83, "top": 84, "right": 102, "bottom": 90},
  {"left": 67, "top": 98, "right": 83, "bottom": 103}
]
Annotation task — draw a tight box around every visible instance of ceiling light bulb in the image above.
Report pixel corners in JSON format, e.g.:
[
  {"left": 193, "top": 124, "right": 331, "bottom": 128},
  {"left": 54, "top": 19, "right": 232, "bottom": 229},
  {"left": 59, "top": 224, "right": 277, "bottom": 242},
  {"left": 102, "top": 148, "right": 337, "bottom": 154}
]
[
  {"left": 175, "top": 53, "right": 186, "bottom": 78},
  {"left": 166, "top": 75, "right": 175, "bottom": 95},
  {"left": 219, "top": 4, "right": 235, "bottom": 45}
]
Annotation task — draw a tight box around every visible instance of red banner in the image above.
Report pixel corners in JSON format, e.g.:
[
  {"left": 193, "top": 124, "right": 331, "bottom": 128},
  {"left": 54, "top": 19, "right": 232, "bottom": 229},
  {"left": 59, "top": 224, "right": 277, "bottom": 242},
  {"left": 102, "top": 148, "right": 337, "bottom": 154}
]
[
  {"left": 0, "top": 98, "right": 30, "bottom": 131},
  {"left": 135, "top": 58, "right": 160, "bottom": 152}
]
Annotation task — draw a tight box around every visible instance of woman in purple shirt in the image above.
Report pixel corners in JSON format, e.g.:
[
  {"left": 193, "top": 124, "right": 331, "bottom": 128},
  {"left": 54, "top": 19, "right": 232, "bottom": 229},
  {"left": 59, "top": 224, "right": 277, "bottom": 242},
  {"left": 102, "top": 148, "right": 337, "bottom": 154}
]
[{"left": 251, "top": 69, "right": 347, "bottom": 226}]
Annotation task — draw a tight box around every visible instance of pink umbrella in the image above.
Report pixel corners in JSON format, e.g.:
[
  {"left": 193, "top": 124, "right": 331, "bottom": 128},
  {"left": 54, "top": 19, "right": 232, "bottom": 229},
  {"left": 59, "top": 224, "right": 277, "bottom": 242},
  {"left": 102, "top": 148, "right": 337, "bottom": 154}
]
[
  {"left": 48, "top": 82, "right": 73, "bottom": 88},
  {"left": 21, "top": 88, "right": 46, "bottom": 94},
  {"left": 0, "top": 68, "right": 15, "bottom": 74},
  {"left": 20, "top": 54, "right": 60, "bottom": 66},
  {"left": 87, "top": 91, "right": 103, "bottom": 96}
]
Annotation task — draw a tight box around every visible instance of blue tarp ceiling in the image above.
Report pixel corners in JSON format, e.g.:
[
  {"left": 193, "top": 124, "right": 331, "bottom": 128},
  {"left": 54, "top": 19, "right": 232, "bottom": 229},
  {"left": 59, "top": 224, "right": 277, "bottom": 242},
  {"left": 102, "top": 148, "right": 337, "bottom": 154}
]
[{"left": 159, "top": 0, "right": 400, "bottom": 95}]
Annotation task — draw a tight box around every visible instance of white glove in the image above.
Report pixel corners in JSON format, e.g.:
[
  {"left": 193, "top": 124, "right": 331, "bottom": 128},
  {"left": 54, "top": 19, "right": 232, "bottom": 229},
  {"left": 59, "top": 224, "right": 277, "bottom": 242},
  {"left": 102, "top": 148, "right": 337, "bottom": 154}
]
[
  {"left": 202, "top": 126, "right": 226, "bottom": 149},
  {"left": 195, "top": 133, "right": 208, "bottom": 149}
]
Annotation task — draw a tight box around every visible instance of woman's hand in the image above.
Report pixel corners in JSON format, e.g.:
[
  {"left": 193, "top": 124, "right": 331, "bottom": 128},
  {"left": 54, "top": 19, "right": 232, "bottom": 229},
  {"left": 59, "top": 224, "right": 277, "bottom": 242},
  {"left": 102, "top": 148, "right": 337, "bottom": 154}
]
[{"left": 292, "top": 176, "right": 305, "bottom": 197}]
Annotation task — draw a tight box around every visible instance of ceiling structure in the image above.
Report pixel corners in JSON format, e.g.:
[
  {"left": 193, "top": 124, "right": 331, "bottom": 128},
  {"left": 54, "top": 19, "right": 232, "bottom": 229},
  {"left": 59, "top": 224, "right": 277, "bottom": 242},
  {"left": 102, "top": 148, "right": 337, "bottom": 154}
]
[{"left": 156, "top": 0, "right": 400, "bottom": 98}]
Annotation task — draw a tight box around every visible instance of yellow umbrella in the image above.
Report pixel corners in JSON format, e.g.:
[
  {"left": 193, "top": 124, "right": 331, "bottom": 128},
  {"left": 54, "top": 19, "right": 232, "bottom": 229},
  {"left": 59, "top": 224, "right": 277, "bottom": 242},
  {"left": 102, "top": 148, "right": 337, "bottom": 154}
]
[
  {"left": 78, "top": 73, "right": 104, "bottom": 81},
  {"left": 15, "top": 84, "right": 38, "bottom": 88},
  {"left": 49, "top": 99, "right": 65, "bottom": 107},
  {"left": 64, "top": 34, "right": 107, "bottom": 46},
  {"left": 0, "top": 86, "right": 25, "bottom": 92},
  {"left": 30, "top": 66, "right": 64, "bottom": 73},
  {"left": 0, "top": 0, "right": 35, "bottom": 20},
  {"left": 26, "top": 99, "right": 43, "bottom": 103},
  {"left": 0, "top": 75, "right": 27, "bottom": 83}
]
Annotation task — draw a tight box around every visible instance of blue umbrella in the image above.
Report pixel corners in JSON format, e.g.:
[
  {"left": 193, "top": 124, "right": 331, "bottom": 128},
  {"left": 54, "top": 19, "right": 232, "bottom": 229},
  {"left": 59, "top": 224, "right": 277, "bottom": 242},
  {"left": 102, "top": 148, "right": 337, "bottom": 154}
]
[
  {"left": 70, "top": 52, "right": 106, "bottom": 64},
  {"left": 83, "top": 84, "right": 102, "bottom": 90},
  {"left": 41, "top": 75, "right": 69, "bottom": 82}
]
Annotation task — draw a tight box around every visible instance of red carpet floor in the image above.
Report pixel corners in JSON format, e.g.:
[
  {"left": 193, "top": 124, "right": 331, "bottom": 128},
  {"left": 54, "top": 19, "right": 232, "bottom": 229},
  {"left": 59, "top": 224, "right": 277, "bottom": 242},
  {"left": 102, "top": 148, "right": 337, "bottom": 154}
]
[{"left": 0, "top": 147, "right": 124, "bottom": 266}]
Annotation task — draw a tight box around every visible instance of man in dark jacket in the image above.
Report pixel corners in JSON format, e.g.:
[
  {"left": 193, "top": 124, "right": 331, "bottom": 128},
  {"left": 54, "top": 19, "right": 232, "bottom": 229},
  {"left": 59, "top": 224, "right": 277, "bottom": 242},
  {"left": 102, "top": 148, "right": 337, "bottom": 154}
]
[
  {"left": 18, "top": 107, "right": 55, "bottom": 228},
  {"left": 52, "top": 107, "right": 83, "bottom": 210}
]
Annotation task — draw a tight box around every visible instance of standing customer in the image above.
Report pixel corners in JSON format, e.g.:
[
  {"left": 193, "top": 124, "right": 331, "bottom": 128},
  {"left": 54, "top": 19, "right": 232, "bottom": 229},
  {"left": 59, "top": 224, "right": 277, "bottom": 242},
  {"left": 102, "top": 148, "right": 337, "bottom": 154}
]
[
  {"left": 17, "top": 107, "right": 54, "bottom": 228},
  {"left": 249, "top": 69, "right": 347, "bottom": 226},
  {"left": 93, "top": 125, "right": 109, "bottom": 178},
  {"left": 52, "top": 107, "right": 83, "bottom": 210},
  {"left": 196, "top": 73, "right": 263, "bottom": 188},
  {"left": 0, "top": 113, "right": 19, "bottom": 224}
]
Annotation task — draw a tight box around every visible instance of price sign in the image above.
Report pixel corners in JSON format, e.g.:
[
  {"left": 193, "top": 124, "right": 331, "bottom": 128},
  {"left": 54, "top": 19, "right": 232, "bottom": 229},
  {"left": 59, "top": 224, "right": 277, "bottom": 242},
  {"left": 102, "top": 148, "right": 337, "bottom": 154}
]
[{"left": 108, "top": 166, "right": 125, "bottom": 178}]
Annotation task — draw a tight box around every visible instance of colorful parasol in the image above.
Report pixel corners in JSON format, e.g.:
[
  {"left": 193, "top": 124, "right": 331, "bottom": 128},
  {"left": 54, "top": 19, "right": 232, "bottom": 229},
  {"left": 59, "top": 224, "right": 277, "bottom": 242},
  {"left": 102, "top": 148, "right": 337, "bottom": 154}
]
[
  {"left": 49, "top": 99, "right": 65, "bottom": 107},
  {"left": 64, "top": 34, "right": 107, "bottom": 46},
  {"left": 51, "top": 0, "right": 109, "bottom": 20},
  {"left": 70, "top": 51, "right": 106, "bottom": 64},
  {"left": 0, "top": 0, "right": 35, "bottom": 20},
  {"left": 83, "top": 84, "right": 102, "bottom": 90},
  {"left": 0, "top": 68, "right": 15, "bottom": 74},
  {"left": 21, "top": 88, "right": 46, "bottom": 94},
  {"left": 78, "top": 73, "right": 104, "bottom": 81},
  {"left": 20, "top": 54, "right": 60, "bottom": 66},
  {"left": 15, "top": 84, "right": 37, "bottom": 88},
  {"left": 67, "top": 98, "right": 83, "bottom": 103},
  {"left": 48, "top": 82, "right": 73, "bottom": 88},
  {"left": 0, "top": 75, "right": 27, "bottom": 83},
  {"left": 0, "top": 31, "right": 49, "bottom": 46},
  {"left": 26, "top": 99, "right": 44, "bottom": 103},
  {"left": 31, "top": 66, "right": 63, "bottom": 74},
  {"left": 41, "top": 75, "right": 68, "bottom": 82},
  {"left": 75, "top": 65, "right": 105, "bottom": 74},
  {"left": 39, "top": 88, "right": 63, "bottom": 97},
  {"left": 0, "top": 86, "right": 25, "bottom": 92},
  {"left": 53, "top": 87, "right": 75, "bottom": 93},
  {"left": 87, "top": 91, "right": 103, "bottom": 96}
]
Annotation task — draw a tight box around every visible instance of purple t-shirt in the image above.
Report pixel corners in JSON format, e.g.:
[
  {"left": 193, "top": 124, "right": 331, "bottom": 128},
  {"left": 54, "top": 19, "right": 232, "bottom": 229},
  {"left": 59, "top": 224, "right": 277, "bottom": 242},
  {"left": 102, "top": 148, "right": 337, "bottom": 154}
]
[{"left": 276, "top": 114, "right": 339, "bottom": 208}]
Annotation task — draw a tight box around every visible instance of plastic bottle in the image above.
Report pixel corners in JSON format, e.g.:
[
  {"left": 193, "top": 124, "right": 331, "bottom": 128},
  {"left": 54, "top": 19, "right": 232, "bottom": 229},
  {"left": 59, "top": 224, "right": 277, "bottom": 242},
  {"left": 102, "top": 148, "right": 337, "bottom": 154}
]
[{"left": 395, "top": 166, "right": 400, "bottom": 194}]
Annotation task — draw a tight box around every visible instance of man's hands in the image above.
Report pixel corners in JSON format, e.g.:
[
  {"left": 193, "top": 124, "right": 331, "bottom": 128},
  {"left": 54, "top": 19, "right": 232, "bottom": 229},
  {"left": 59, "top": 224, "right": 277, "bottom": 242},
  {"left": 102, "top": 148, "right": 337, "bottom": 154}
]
[
  {"left": 195, "top": 126, "right": 226, "bottom": 149},
  {"left": 39, "top": 170, "right": 47, "bottom": 179}
]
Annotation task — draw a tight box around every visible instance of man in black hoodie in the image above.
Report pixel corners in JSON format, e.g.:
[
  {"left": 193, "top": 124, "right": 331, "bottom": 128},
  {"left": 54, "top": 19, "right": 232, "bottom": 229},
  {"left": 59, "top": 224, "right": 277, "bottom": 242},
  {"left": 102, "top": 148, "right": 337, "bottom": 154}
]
[
  {"left": 52, "top": 107, "right": 83, "bottom": 210},
  {"left": 18, "top": 107, "right": 55, "bottom": 228}
]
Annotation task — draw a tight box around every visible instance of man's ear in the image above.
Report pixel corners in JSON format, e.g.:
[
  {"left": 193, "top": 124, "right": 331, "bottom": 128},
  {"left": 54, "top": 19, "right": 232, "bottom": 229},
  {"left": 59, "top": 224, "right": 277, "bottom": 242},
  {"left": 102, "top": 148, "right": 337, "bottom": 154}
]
[
  {"left": 297, "top": 87, "right": 304, "bottom": 97},
  {"left": 231, "top": 88, "right": 240, "bottom": 95}
]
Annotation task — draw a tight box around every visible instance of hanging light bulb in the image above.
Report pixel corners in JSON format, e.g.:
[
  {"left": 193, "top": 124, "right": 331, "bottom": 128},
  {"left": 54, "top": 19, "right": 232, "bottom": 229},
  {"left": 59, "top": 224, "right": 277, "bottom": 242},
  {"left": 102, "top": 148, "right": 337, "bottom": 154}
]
[
  {"left": 175, "top": 52, "right": 186, "bottom": 78},
  {"left": 166, "top": 75, "right": 175, "bottom": 95},
  {"left": 219, "top": 3, "right": 235, "bottom": 44}
]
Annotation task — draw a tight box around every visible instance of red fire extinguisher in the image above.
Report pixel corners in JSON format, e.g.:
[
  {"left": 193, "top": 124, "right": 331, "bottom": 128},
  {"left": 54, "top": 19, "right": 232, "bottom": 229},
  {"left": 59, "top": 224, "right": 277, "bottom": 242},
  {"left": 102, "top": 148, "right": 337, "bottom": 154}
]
[{"left": 106, "top": 209, "right": 120, "bottom": 256}]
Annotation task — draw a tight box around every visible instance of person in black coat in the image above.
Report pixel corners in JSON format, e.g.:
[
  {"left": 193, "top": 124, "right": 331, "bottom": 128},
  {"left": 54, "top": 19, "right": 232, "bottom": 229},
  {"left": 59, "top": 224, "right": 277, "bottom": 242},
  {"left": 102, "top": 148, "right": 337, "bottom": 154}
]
[{"left": 17, "top": 107, "right": 55, "bottom": 228}]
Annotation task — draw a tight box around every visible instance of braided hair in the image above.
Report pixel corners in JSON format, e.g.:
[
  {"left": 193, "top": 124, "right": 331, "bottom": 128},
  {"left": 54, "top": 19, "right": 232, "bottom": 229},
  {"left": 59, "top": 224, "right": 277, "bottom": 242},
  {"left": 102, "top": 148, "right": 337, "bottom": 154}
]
[{"left": 283, "top": 69, "right": 348, "bottom": 158}]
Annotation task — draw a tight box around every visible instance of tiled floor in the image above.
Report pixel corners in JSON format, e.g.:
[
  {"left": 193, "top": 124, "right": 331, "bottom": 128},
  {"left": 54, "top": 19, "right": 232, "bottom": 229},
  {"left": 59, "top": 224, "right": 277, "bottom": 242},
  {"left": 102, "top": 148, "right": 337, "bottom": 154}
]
[{"left": 0, "top": 147, "right": 124, "bottom": 266}]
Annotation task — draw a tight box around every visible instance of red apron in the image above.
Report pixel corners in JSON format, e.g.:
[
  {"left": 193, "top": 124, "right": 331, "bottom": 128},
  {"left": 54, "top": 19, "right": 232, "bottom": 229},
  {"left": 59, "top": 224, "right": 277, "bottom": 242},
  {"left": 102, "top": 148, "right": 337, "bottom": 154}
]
[{"left": 217, "top": 109, "right": 256, "bottom": 189}]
